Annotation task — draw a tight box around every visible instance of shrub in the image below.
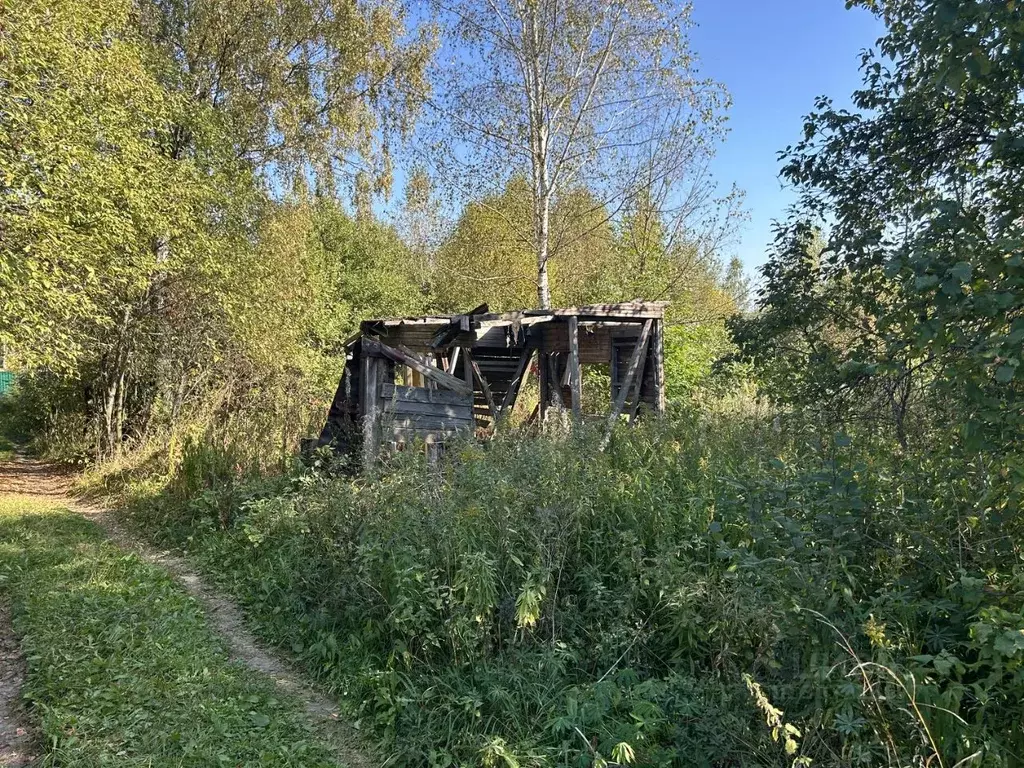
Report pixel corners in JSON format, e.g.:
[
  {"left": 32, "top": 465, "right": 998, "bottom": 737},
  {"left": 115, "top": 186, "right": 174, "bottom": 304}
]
[{"left": 120, "top": 412, "right": 1024, "bottom": 767}]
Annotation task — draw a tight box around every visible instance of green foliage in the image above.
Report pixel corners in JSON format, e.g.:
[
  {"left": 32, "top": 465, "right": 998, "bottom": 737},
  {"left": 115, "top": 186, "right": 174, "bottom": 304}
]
[
  {"left": 434, "top": 177, "right": 619, "bottom": 312},
  {"left": 1, "top": 0, "right": 742, "bottom": 469},
  {"left": 729, "top": 224, "right": 931, "bottom": 444},
  {"left": 0, "top": 0, "right": 434, "bottom": 459},
  {"left": 0, "top": 372, "right": 92, "bottom": 462},
  {"left": 0, "top": 496, "right": 341, "bottom": 765},
  {"left": 0, "top": 0, "right": 216, "bottom": 367},
  {"left": 137, "top": 0, "right": 433, "bottom": 193},
  {"left": 738, "top": 0, "right": 1024, "bottom": 455},
  {"left": 120, "top": 411, "right": 1024, "bottom": 767},
  {"left": 431, "top": 0, "right": 731, "bottom": 307},
  {"left": 662, "top": 323, "right": 736, "bottom": 399}
]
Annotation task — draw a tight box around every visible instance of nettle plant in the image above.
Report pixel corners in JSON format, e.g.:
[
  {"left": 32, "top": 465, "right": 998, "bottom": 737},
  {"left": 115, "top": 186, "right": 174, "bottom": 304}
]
[{"left": 122, "top": 405, "right": 1024, "bottom": 767}]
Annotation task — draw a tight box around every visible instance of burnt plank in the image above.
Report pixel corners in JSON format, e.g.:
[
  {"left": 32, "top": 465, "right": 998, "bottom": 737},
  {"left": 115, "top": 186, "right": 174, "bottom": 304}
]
[
  {"left": 389, "top": 400, "right": 473, "bottom": 418},
  {"left": 365, "top": 339, "right": 473, "bottom": 396},
  {"left": 383, "top": 384, "right": 471, "bottom": 406},
  {"left": 600, "top": 319, "right": 653, "bottom": 450}
]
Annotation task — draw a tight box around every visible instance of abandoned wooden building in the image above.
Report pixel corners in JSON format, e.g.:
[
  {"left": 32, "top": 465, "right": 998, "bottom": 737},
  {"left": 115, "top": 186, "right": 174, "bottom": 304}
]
[{"left": 316, "top": 300, "right": 668, "bottom": 465}]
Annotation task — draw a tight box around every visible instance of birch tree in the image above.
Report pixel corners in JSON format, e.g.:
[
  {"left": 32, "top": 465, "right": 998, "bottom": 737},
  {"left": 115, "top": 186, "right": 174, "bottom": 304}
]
[{"left": 429, "top": 0, "right": 730, "bottom": 308}]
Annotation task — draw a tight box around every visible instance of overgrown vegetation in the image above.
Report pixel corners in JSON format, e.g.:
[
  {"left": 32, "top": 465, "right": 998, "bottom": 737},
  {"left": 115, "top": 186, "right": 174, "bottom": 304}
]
[
  {"left": 3, "top": 0, "right": 1023, "bottom": 766},
  {"left": 0, "top": 0, "right": 742, "bottom": 463},
  {"left": 108, "top": 411, "right": 1022, "bottom": 767},
  {"left": 0, "top": 496, "right": 342, "bottom": 766}
]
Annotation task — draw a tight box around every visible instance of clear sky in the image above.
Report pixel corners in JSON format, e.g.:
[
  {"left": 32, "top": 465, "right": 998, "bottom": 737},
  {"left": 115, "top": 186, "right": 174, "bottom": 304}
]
[{"left": 687, "top": 1, "right": 885, "bottom": 271}]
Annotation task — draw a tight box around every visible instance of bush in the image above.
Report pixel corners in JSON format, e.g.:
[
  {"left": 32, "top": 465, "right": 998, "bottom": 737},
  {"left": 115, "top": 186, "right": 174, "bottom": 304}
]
[
  {"left": 120, "top": 411, "right": 1024, "bottom": 767},
  {"left": 0, "top": 371, "right": 92, "bottom": 461}
]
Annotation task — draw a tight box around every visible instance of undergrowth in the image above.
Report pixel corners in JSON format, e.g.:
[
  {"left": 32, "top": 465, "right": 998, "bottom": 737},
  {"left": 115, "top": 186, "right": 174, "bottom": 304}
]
[
  {"left": 101, "top": 407, "right": 1024, "bottom": 768},
  {"left": 0, "top": 496, "right": 342, "bottom": 767}
]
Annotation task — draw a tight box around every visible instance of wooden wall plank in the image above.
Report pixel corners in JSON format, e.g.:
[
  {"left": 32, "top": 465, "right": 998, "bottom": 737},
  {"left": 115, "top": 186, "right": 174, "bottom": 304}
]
[
  {"left": 389, "top": 414, "right": 474, "bottom": 431},
  {"left": 382, "top": 384, "right": 471, "bottom": 406},
  {"left": 389, "top": 400, "right": 473, "bottom": 419}
]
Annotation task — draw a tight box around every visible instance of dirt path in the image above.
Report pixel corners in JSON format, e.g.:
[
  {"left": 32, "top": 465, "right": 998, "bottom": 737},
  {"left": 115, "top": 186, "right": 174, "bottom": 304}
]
[
  {"left": 0, "top": 454, "right": 376, "bottom": 768},
  {"left": 0, "top": 600, "right": 33, "bottom": 768}
]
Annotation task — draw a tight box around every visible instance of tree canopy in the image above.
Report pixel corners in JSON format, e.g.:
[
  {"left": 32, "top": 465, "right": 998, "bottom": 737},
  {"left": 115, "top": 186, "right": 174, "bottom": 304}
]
[
  {"left": 0, "top": 0, "right": 748, "bottom": 451},
  {"left": 734, "top": 0, "right": 1023, "bottom": 454},
  {"left": 426, "top": 0, "right": 731, "bottom": 307}
]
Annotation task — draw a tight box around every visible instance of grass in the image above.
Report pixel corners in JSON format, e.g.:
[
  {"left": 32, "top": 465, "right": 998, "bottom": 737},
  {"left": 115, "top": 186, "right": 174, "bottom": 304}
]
[
  {"left": 109, "top": 415, "right": 1024, "bottom": 768},
  {"left": 0, "top": 495, "right": 343, "bottom": 767},
  {"left": 0, "top": 433, "right": 17, "bottom": 461}
]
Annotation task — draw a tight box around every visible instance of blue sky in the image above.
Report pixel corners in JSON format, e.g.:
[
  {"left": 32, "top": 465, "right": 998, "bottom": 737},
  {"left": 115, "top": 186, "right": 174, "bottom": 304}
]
[{"left": 688, "top": 1, "right": 885, "bottom": 270}]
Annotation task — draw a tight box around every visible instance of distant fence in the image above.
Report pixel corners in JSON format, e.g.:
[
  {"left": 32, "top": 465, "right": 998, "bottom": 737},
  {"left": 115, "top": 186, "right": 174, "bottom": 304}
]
[{"left": 0, "top": 371, "right": 15, "bottom": 396}]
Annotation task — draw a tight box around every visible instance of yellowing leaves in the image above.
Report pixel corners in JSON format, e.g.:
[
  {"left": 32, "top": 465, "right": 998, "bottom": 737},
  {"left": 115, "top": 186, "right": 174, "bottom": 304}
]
[{"left": 514, "top": 575, "right": 546, "bottom": 629}]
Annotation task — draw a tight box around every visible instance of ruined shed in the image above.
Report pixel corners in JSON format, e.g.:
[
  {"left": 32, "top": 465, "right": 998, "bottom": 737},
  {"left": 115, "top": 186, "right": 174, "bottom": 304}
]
[{"left": 316, "top": 301, "right": 668, "bottom": 465}]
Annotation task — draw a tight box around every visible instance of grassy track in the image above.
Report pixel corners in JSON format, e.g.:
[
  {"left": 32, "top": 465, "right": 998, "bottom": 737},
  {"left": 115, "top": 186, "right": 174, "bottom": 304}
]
[{"left": 0, "top": 496, "right": 342, "bottom": 767}]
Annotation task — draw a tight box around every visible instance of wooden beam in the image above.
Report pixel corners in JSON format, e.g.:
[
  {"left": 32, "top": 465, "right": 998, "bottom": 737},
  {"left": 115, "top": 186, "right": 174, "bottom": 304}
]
[
  {"left": 375, "top": 315, "right": 462, "bottom": 327},
  {"left": 363, "top": 338, "right": 473, "bottom": 396},
  {"left": 462, "top": 347, "right": 473, "bottom": 388},
  {"left": 499, "top": 348, "right": 534, "bottom": 420},
  {"left": 627, "top": 336, "right": 651, "bottom": 424},
  {"left": 600, "top": 319, "right": 653, "bottom": 450},
  {"left": 521, "top": 301, "right": 668, "bottom": 319},
  {"left": 651, "top": 318, "right": 666, "bottom": 415},
  {"left": 430, "top": 314, "right": 471, "bottom": 349},
  {"left": 360, "top": 344, "right": 382, "bottom": 468},
  {"left": 567, "top": 316, "right": 582, "bottom": 422},
  {"left": 465, "top": 350, "right": 498, "bottom": 421},
  {"left": 395, "top": 343, "right": 459, "bottom": 394}
]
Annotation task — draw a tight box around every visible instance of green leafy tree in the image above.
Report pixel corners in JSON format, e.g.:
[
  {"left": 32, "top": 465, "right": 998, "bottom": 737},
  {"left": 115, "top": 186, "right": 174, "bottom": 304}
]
[
  {"left": 434, "top": 177, "right": 618, "bottom": 311},
  {"left": 429, "top": 0, "right": 729, "bottom": 307},
  {"left": 732, "top": 224, "right": 930, "bottom": 444},
  {"left": 0, "top": 0, "right": 244, "bottom": 450},
  {"left": 137, "top": 0, "right": 434, "bottom": 195},
  {"left": 1, "top": 0, "right": 435, "bottom": 454},
  {"left": 737, "top": 0, "right": 1024, "bottom": 453}
]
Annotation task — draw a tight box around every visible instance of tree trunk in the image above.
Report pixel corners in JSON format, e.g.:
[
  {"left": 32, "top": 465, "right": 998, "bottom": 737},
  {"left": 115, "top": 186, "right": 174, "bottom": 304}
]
[
  {"left": 101, "top": 367, "right": 124, "bottom": 457},
  {"left": 536, "top": 194, "right": 551, "bottom": 308},
  {"left": 523, "top": 4, "right": 552, "bottom": 310}
]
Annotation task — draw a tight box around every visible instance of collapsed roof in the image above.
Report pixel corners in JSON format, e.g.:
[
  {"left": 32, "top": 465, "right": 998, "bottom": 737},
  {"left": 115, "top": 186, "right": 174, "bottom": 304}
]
[{"left": 317, "top": 301, "right": 668, "bottom": 465}]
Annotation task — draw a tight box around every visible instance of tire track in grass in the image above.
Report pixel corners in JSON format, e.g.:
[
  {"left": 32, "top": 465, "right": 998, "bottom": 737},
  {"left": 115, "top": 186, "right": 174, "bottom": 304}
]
[
  {"left": 78, "top": 504, "right": 377, "bottom": 768},
  {"left": 0, "top": 600, "right": 34, "bottom": 768},
  {"left": 0, "top": 455, "right": 376, "bottom": 768}
]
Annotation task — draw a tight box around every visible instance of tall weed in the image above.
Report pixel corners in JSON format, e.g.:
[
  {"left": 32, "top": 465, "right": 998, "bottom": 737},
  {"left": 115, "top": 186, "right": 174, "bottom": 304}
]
[{"left": 120, "top": 411, "right": 1023, "bottom": 767}]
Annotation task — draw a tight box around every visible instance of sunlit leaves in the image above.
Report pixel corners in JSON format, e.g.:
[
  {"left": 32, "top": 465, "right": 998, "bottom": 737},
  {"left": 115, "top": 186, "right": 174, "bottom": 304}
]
[{"left": 747, "top": 0, "right": 1024, "bottom": 451}]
